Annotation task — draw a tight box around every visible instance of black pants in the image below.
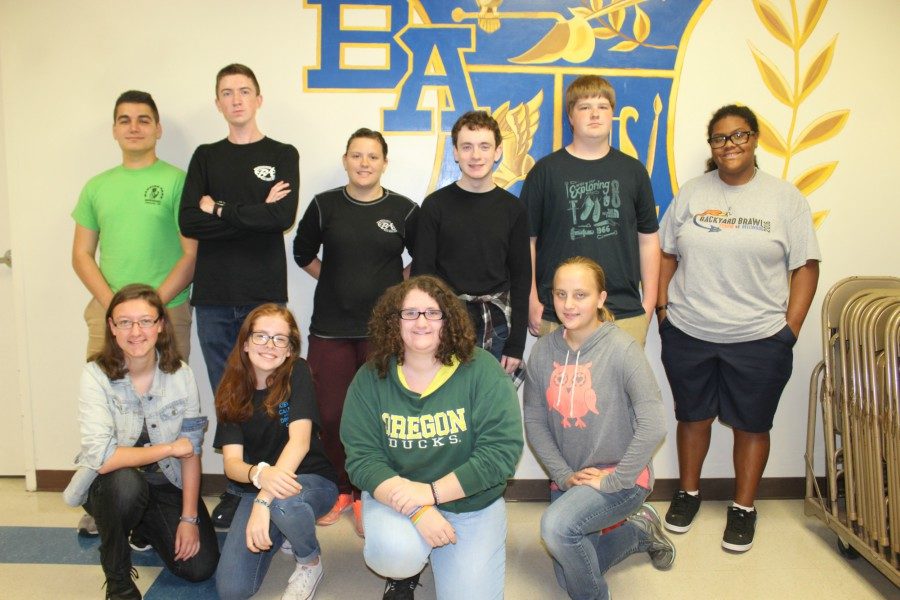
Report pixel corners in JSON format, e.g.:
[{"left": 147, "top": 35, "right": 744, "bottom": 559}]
[{"left": 84, "top": 469, "right": 219, "bottom": 582}]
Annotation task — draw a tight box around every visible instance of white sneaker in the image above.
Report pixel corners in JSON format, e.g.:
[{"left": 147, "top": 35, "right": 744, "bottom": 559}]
[{"left": 282, "top": 558, "right": 323, "bottom": 600}]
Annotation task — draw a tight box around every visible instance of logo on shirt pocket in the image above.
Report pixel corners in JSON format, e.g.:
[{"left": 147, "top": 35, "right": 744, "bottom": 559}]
[
  {"left": 254, "top": 165, "right": 276, "bottom": 181},
  {"left": 376, "top": 219, "right": 397, "bottom": 233}
]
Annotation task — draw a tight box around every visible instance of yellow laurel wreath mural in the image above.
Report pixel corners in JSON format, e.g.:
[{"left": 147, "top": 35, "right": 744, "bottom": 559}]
[{"left": 749, "top": 0, "right": 845, "bottom": 229}]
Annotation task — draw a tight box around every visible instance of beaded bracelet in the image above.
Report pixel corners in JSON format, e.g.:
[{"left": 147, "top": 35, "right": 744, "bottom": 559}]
[
  {"left": 253, "top": 498, "right": 271, "bottom": 509},
  {"left": 430, "top": 481, "right": 441, "bottom": 505}
]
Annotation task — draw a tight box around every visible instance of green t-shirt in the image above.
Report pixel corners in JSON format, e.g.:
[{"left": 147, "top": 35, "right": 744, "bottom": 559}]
[{"left": 72, "top": 160, "right": 189, "bottom": 307}]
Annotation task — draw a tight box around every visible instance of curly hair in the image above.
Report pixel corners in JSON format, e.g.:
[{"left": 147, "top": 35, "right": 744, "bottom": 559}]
[
  {"left": 451, "top": 110, "right": 502, "bottom": 148},
  {"left": 367, "top": 276, "right": 475, "bottom": 378},
  {"left": 705, "top": 104, "right": 760, "bottom": 173},
  {"left": 93, "top": 284, "right": 181, "bottom": 380},
  {"left": 215, "top": 304, "right": 302, "bottom": 423}
]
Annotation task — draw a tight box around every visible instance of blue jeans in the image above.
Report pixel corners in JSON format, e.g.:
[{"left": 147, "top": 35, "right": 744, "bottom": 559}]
[
  {"left": 215, "top": 474, "right": 338, "bottom": 600},
  {"left": 475, "top": 316, "right": 509, "bottom": 361},
  {"left": 362, "top": 492, "right": 507, "bottom": 600},
  {"left": 195, "top": 304, "right": 265, "bottom": 394},
  {"left": 542, "top": 485, "right": 651, "bottom": 600}
]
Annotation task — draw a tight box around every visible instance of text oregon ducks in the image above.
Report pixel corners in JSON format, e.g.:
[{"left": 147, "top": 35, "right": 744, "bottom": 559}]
[{"left": 381, "top": 409, "right": 467, "bottom": 449}]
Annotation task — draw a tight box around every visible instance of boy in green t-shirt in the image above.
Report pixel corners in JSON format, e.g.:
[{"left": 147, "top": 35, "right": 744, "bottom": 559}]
[{"left": 70, "top": 91, "right": 197, "bottom": 538}]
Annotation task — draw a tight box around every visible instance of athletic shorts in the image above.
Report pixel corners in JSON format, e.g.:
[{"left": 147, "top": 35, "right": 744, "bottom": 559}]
[{"left": 659, "top": 318, "right": 795, "bottom": 433}]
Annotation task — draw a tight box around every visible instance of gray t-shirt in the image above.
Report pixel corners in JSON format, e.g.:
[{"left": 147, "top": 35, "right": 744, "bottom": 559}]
[
  {"left": 659, "top": 170, "right": 821, "bottom": 343},
  {"left": 523, "top": 323, "right": 665, "bottom": 493}
]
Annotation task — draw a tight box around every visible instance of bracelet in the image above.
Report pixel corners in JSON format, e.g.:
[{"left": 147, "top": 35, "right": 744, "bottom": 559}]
[
  {"left": 247, "top": 464, "right": 255, "bottom": 483},
  {"left": 655, "top": 304, "right": 668, "bottom": 314},
  {"left": 251, "top": 462, "right": 269, "bottom": 489},
  {"left": 429, "top": 481, "right": 440, "bottom": 505},
  {"left": 179, "top": 515, "right": 200, "bottom": 525},
  {"left": 214, "top": 200, "right": 226, "bottom": 217},
  {"left": 253, "top": 498, "right": 271, "bottom": 509},
  {"left": 410, "top": 506, "right": 432, "bottom": 524}
]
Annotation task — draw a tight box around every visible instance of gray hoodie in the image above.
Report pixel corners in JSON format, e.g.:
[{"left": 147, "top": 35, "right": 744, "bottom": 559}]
[{"left": 523, "top": 323, "right": 665, "bottom": 493}]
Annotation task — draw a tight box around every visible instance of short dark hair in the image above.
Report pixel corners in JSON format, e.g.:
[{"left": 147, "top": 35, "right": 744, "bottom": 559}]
[
  {"left": 451, "top": 111, "right": 502, "bottom": 148},
  {"left": 216, "top": 63, "right": 260, "bottom": 95},
  {"left": 345, "top": 127, "right": 388, "bottom": 158},
  {"left": 114, "top": 90, "right": 159, "bottom": 123},
  {"left": 705, "top": 104, "right": 760, "bottom": 172}
]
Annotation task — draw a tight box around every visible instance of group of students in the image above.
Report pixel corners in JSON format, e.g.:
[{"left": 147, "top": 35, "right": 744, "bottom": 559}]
[{"left": 62, "top": 62, "right": 820, "bottom": 600}]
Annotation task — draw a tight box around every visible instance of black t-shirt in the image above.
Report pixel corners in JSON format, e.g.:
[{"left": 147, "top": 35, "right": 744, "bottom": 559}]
[
  {"left": 213, "top": 359, "right": 337, "bottom": 492},
  {"left": 520, "top": 148, "right": 659, "bottom": 320},
  {"left": 293, "top": 186, "right": 418, "bottom": 338}
]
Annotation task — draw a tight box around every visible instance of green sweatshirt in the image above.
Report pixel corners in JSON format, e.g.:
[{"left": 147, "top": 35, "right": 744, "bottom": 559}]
[{"left": 341, "top": 348, "right": 523, "bottom": 513}]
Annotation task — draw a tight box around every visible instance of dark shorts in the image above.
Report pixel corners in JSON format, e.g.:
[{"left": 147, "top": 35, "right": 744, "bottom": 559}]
[{"left": 659, "top": 319, "right": 796, "bottom": 433}]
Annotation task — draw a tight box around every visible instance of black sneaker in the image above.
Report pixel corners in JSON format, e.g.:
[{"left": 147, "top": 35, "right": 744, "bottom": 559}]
[
  {"left": 722, "top": 505, "right": 757, "bottom": 552},
  {"left": 664, "top": 490, "right": 701, "bottom": 533},
  {"left": 104, "top": 567, "right": 141, "bottom": 600},
  {"left": 77, "top": 513, "right": 99, "bottom": 537},
  {"left": 129, "top": 531, "right": 152, "bottom": 552},
  {"left": 382, "top": 572, "right": 421, "bottom": 600},
  {"left": 212, "top": 491, "right": 241, "bottom": 529}
]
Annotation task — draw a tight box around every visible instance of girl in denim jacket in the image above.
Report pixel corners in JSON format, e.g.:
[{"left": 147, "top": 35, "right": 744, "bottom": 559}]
[{"left": 63, "top": 284, "right": 218, "bottom": 599}]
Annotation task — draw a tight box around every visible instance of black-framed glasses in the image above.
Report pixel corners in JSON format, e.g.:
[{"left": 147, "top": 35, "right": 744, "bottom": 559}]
[
  {"left": 398, "top": 308, "right": 444, "bottom": 321},
  {"left": 707, "top": 130, "right": 756, "bottom": 149},
  {"left": 112, "top": 317, "right": 160, "bottom": 330},
  {"left": 249, "top": 332, "right": 291, "bottom": 348}
]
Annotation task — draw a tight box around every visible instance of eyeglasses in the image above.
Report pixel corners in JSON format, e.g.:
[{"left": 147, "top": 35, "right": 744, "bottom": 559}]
[
  {"left": 249, "top": 332, "right": 291, "bottom": 348},
  {"left": 398, "top": 309, "right": 444, "bottom": 321},
  {"left": 112, "top": 317, "right": 160, "bottom": 330},
  {"left": 707, "top": 130, "right": 756, "bottom": 149}
]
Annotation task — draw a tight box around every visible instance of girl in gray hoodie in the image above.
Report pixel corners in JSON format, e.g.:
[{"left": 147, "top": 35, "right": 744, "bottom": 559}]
[{"left": 523, "top": 257, "right": 673, "bottom": 600}]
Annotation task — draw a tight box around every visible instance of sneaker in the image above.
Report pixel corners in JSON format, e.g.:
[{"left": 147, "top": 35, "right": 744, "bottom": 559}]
[
  {"left": 664, "top": 490, "right": 701, "bottom": 533},
  {"left": 626, "top": 503, "right": 676, "bottom": 570},
  {"left": 104, "top": 567, "right": 141, "bottom": 600},
  {"left": 281, "top": 558, "right": 324, "bottom": 600},
  {"left": 352, "top": 499, "right": 365, "bottom": 537},
  {"left": 382, "top": 573, "right": 421, "bottom": 600},
  {"left": 316, "top": 493, "right": 352, "bottom": 526},
  {"left": 78, "top": 513, "right": 99, "bottom": 537},
  {"left": 722, "top": 505, "right": 757, "bottom": 552},
  {"left": 128, "top": 531, "right": 152, "bottom": 552},
  {"left": 212, "top": 491, "right": 241, "bottom": 529}
]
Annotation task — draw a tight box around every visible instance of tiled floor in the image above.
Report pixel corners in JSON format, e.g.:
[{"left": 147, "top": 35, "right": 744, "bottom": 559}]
[{"left": 0, "top": 477, "right": 895, "bottom": 599}]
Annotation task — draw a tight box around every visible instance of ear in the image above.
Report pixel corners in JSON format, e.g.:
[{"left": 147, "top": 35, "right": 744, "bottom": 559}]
[
  {"left": 155, "top": 120, "right": 163, "bottom": 141},
  {"left": 492, "top": 143, "right": 503, "bottom": 163},
  {"left": 108, "top": 317, "right": 117, "bottom": 334},
  {"left": 597, "top": 290, "right": 608, "bottom": 310},
  {"left": 451, "top": 143, "right": 461, "bottom": 164},
  {"left": 242, "top": 341, "right": 250, "bottom": 354}
]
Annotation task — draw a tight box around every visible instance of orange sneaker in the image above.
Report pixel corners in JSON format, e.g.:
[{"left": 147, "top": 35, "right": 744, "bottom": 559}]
[
  {"left": 352, "top": 499, "right": 365, "bottom": 537},
  {"left": 317, "top": 493, "right": 352, "bottom": 526}
]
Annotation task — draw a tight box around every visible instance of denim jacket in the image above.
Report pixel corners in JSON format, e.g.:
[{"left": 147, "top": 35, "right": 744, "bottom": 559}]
[{"left": 63, "top": 359, "right": 207, "bottom": 507}]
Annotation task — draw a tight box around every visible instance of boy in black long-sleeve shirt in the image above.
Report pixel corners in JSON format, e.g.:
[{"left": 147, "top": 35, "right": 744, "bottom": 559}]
[
  {"left": 179, "top": 63, "right": 299, "bottom": 526},
  {"left": 412, "top": 111, "right": 531, "bottom": 374}
]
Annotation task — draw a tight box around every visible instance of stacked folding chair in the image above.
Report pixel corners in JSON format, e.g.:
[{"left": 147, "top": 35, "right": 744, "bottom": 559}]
[{"left": 805, "top": 276, "right": 900, "bottom": 586}]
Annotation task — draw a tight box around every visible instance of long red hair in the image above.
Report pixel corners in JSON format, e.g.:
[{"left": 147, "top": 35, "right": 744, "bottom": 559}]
[{"left": 215, "top": 304, "right": 302, "bottom": 422}]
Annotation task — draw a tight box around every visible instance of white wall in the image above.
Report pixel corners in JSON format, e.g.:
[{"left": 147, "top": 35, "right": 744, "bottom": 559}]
[{"left": 0, "top": 0, "right": 896, "bottom": 483}]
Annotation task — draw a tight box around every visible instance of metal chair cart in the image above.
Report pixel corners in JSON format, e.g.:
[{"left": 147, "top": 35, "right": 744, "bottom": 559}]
[{"left": 805, "top": 276, "right": 900, "bottom": 586}]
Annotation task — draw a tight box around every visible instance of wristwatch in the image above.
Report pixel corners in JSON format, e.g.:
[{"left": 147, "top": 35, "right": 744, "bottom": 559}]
[
  {"left": 179, "top": 515, "right": 200, "bottom": 525},
  {"left": 214, "top": 200, "right": 226, "bottom": 217}
]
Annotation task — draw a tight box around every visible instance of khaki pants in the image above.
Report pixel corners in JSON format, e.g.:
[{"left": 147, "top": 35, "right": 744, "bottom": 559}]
[
  {"left": 84, "top": 298, "right": 192, "bottom": 361},
  {"left": 539, "top": 312, "right": 649, "bottom": 347}
]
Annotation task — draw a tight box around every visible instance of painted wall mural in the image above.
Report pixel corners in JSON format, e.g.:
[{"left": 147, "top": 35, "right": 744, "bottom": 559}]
[{"left": 303, "top": 0, "right": 841, "bottom": 224}]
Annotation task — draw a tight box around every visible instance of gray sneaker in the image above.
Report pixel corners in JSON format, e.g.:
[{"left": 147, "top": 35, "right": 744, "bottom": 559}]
[
  {"left": 77, "top": 513, "right": 98, "bottom": 537},
  {"left": 627, "top": 503, "right": 676, "bottom": 570}
]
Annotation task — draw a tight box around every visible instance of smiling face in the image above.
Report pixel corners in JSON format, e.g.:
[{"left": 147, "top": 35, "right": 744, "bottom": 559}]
[
  {"left": 243, "top": 314, "right": 292, "bottom": 385},
  {"left": 112, "top": 102, "right": 161, "bottom": 156},
  {"left": 452, "top": 126, "right": 502, "bottom": 188},
  {"left": 343, "top": 136, "right": 387, "bottom": 194},
  {"left": 109, "top": 299, "right": 162, "bottom": 363},
  {"left": 399, "top": 288, "right": 444, "bottom": 358},
  {"left": 215, "top": 74, "right": 262, "bottom": 127},
  {"left": 552, "top": 264, "right": 608, "bottom": 338},
  {"left": 709, "top": 115, "right": 758, "bottom": 185},
  {"left": 568, "top": 95, "right": 613, "bottom": 147}
]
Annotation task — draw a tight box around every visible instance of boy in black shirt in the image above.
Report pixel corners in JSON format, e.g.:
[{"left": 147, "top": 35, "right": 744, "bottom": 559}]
[{"left": 413, "top": 111, "right": 530, "bottom": 375}]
